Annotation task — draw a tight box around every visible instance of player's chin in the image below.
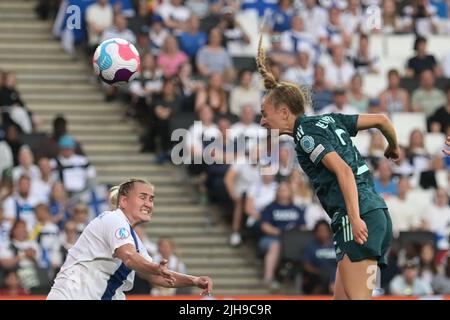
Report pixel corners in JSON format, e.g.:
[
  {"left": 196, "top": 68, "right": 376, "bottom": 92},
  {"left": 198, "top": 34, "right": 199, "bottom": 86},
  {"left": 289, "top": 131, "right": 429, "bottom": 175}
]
[{"left": 139, "top": 211, "right": 152, "bottom": 221}]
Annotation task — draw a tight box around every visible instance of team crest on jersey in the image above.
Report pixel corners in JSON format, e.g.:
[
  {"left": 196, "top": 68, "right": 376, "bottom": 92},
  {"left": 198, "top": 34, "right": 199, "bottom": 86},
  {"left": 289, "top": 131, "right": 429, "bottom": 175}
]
[
  {"left": 115, "top": 227, "right": 130, "bottom": 240},
  {"left": 300, "top": 135, "right": 315, "bottom": 153}
]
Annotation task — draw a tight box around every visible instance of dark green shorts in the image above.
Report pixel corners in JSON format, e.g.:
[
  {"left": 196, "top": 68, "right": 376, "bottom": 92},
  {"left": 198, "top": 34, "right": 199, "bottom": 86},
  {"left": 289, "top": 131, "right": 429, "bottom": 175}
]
[{"left": 331, "top": 208, "right": 393, "bottom": 268}]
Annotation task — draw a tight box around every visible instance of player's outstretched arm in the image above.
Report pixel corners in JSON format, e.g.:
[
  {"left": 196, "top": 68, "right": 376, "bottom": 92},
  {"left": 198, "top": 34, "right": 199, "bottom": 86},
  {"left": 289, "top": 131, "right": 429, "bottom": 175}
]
[
  {"left": 444, "top": 136, "right": 450, "bottom": 156},
  {"left": 356, "top": 114, "right": 400, "bottom": 160},
  {"left": 115, "top": 244, "right": 176, "bottom": 285},
  {"left": 145, "top": 273, "right": 213, "bottom": 296}
]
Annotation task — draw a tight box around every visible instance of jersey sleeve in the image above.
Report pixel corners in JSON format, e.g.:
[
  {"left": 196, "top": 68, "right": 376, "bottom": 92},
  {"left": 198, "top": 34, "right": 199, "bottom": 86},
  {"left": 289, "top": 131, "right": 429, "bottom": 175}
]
[
  {"left": 297, "top": 122, "right": 335, "bottom": 166},
  {"left": 102, "top": 214, "right": 136, "bottom": 255},
  {"left": 333, "top": 113, "right": 359, "bottom": 137}
]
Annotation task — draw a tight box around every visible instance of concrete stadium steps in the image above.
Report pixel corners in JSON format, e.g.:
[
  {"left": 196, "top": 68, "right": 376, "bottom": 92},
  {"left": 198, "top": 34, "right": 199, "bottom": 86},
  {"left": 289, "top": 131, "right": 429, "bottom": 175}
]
[
  {"left": 0, "top": 53, "right": 75, "bottom": 63},
  {"left": 0, "top": 0, "right": 268, "bottom": 295}
]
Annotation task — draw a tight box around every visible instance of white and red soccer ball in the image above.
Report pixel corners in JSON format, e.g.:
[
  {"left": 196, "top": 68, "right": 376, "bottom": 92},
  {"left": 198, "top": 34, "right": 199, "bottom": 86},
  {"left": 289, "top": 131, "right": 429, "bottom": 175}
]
[{"left": 93, "top": 38, "right": 140, "bottom": 85}]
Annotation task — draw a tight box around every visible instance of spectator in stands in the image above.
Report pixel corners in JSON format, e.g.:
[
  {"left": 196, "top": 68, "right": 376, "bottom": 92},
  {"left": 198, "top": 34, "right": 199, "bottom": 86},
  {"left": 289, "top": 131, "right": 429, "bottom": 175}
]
[
  {"left": 129, "top": 52, "right": 163, "bottom": 122},
  {"left": 157, "top": 35, "right": 189, "bottom": 78},
  {"left": 0, "top": 220, "right": 49, "bottom": 294},
  {"left": 281, "top": 16, "right": 319, "bottom": 55},
  {"left": 195, "top": 72, "right": 228, "bottom": 114},
  {"left": 148, "top": 15, "right": 170, "bottom": 55},
  {"left": 196, "top": 28, "right": 235, "bottom": 83},
  {"left": 421, "top": 188, "right": 450, "bottom": 245},
  {"left": 259, "top": 182, "right": 306, "bottom": 290},
  {"left": 85, "top": 0, "right": 114, "bottom": 54},
  {"left": 30, "top": 157, "right": 54, "bottom": 202},
  {"left": 432, "top": 255, "right": 450, "bottom": 294},
  {"left": 382, "top": 0, "right": 405, "bottom": 34},
  {"left": 302, "top": 220, "right": 337, "bottom": 294},
  {"left": 151, "top": 237, "right": 188, "bottom": 295},
  {"left": 341, "top": 0, "right": 363, "bottom": 35},
  {"left": 229, "top": 105, "right": 266, "bottom": 154},
  {"left": 268, "top": 0, "right": 295, "bottom": 34},
  {"left": 101, "top": 14, "right": 136, "bottom": 44},
  {"left": 0, "top": 73, "right": 32, "bottom": 134},
  {"left": 12, "top": 145, "right": 40, "bottom": 184},
  {"left": 134, "top": 226, "right": 158, "bottom": 257},
  {"left": 0, "top": 132, "right": 13, "bottom": 178},
  {"left": 379, "top": 69, "right": 411, "bottom": 114},
  {"left": 224, "top": 149, "right": 260, "bottom": 247},
  {"left": 322, "top": 45, "right": 356, "bottom": 89},
  {"left": 324, "top": 6, "right": 351, "bottom": 49},
  {"left": 0, "top": 269, "right": 28, "bottom": 296},
  {"left": 0, "top": 206, "right": 10, "bottom": 250},
  {"left": 177, "top": 62, "right": 204, "bottom": 112},
  {"left": 36, "top": 115, "right": 84, "bottom": 160},
  {"left": 199, "top": 0, "right": 223, "bottom": 33},
  {"left": 276, "top": 145, "right": 295, "bottom": 182},
  {"left": 407, "top": 129, "right": 432, "bottom": 173},
  {"left": 204, "top": 117, "right": 233, "bottom": 206},
  {"left": 2, "top": 175, "right": 44, "bottom": 232},
  {"left": 30, "top": 203, "right": 62, "bottom": 276},
  {"left": 281, "top": 49, "right": 314, "bottom": 87},
  {"left": 245, "top": 174, "right": 278, "bottom": 235},
  {"left": 389, "top": 257, "right": 433, "bottom": 296},
  {"left": 4, "top": 124, "right": 23, "bottom": 166},
  {"left": 428, "top": 85, "right": 450, "bottom": 134},
  {"left": 311, "top": 65, "right": 333, "bottom": 114},
  {"left": 403, "top": 0, "right": 439, "bottom": 37},
  {"left": 319, "top": 88, "right": 359, "bottom": 115},
  {"left": 59, "top": 220, "right": 78, "bottom": 262},
  {"left": 229, "top": 69, "right": 262, "bottom": 116},
  {"left": 289, "top": 170, "right": 313, "bottom": 207},
  {"left": 50, "top": 135, "right": 96, "bottom": 196},
  {"left": 351, "top": 34, "right": 380, "bottom": 75},
  {"left": 266, "top": 33, "right": 296, "bottom": 70},
  {"left": 48, "top": 182, "right": 70, "bottom": 229},
  {"left": 145, "top": 77, "right": 183, "bottom": 163},
  {"left": 392, "top": 146, "right": 415, "bottom": 177},
  {"left": 374, "top": 159, "right": 398, "bottom": 198},
  {"left": 218, "top": 6, "right": 251, "bottom": 55},
  {"left": 367, "top": 131, "right": 387, "bottom": 168},
  {"left": 71, "top": 203, "right": 90, "bottom": 234},
  {"left": 300, "top": 0, "right": 328, "bottom": 38},
  {"left": 385, "top": 177, "right": 423, "bottom": 237},
  {"left": 346, "top": 74, "right": 369, "bottom": 113},
  {"left": 418, "top": 241, "right": 438, "bottom": 288},
  {"left": 412, "top": 69, "right": 446, "bottom": 117},
  {"left": 406, "top": 37, "right": 441, "bottom": 78},
  {"left": 178, "top": 15, "right": 207, "bottom": 66},
  {"left": 157, "top": 0, "right": 191, "bottom": 34}
]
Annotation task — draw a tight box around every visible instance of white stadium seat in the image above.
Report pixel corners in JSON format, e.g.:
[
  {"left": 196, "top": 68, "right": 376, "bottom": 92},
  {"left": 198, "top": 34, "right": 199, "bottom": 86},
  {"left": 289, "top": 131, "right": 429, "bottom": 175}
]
[
  {"left": 351, "top": 131, "right": 371, "bottom": 157},
  {"left": 435, "top": 170, "right": 449, "bottom": 189},
  {"left": 425, "top": 132, "right": 445, "bottom": 155},
  {"left": 390, "top": 112, "right": 427, "bottom": 146}
]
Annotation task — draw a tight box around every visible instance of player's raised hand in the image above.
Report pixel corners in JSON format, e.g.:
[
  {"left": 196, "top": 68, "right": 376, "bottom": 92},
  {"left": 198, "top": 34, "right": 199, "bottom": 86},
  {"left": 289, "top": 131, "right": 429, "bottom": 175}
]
[
  {"left": 384, "top": 144, "right": 400, "bottom": 161},
  {"left": 194, "top": 276, "right": 213, "bottom": 296},
  {"left": 443, "top": 136, "right": 450, "bottom": 156},
  {"left": 351, "top": 218, "right": 368, "bottom": 245}
]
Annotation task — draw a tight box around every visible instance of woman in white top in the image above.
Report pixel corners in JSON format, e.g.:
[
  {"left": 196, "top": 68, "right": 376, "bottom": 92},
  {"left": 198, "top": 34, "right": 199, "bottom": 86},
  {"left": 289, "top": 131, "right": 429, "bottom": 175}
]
[{"left": 47, "top": 179, "right": 212, "bottom": 299}]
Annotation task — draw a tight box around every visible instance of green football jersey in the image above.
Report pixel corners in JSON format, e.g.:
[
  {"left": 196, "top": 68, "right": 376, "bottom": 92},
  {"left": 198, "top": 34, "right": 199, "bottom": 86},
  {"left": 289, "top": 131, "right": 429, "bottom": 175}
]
[{"left": 293, "top": 113, "right": 387, "bottom": 219}]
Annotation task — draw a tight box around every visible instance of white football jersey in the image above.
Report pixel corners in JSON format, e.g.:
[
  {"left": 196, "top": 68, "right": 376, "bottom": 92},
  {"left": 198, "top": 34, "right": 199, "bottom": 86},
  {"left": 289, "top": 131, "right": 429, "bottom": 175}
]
[{"left": 47, "top": 209, "right": 152, "bottom": 300}]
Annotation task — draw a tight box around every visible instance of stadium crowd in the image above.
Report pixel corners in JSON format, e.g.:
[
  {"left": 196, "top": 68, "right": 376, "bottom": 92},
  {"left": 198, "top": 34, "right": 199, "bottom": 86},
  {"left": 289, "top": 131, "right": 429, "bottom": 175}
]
[{"left": 0, "top": 0, "right": 450, "bottom": 296}]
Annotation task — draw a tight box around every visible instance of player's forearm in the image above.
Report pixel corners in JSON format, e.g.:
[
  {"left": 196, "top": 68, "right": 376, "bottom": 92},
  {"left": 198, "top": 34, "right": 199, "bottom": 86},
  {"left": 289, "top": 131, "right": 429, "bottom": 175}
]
[
  {"left": 376, "top": 116, "right": 398, "bottom": 149},
  {"left": 336, "top": 166, "right": 361, "bottom": 223},
  {"left": 122, "top": 251, "right": 161, "bottom": 275}
]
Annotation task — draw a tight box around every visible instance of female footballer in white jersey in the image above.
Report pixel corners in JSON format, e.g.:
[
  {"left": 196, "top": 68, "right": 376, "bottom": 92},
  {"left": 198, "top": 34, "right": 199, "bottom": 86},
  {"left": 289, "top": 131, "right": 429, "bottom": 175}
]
[{"left": 47, "top": 179, "right": 212, "bottom": 300}]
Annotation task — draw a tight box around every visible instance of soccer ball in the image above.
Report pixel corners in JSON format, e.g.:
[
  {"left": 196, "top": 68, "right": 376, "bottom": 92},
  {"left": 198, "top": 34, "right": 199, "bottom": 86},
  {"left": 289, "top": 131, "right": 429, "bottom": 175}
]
[{"left": 93, "top": 38, "right": 140, "bottom": 85}]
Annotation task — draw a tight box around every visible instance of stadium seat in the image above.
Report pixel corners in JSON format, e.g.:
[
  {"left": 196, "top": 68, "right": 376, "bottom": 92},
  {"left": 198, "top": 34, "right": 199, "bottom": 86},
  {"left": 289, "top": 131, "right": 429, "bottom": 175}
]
[
  {"left": 280, "top": 229, "right": 315, "bottom": 263},
  {"left": 435, "top": 170, "right": 449, "bottom": 189},
  {"left": 351, "top": 131, "right": 371, "bottom": 157},
  {"left": 425, "top": 132, "right": 445, "bottom": 155},
  {"left": 232, "top": 57, "right": 257, "bottom": 72},
  {"left": 398, "top": 231, "right": 436, "bottom": 248},
  {"left": 406, "top": 187, "right": 434, "bottom": 207},
  {"left": 390, "top": 112, "right": 426, "bottom": 146}
]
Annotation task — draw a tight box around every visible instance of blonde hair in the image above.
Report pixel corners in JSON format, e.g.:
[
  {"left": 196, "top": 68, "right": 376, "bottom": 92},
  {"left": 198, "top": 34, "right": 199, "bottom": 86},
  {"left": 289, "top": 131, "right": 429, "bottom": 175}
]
[
  {"left": 109, "top": 185, "right": 120, "bottom": 209},
  {"left": 256, "top": 34, "right": 311, "bottom": 115}
]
